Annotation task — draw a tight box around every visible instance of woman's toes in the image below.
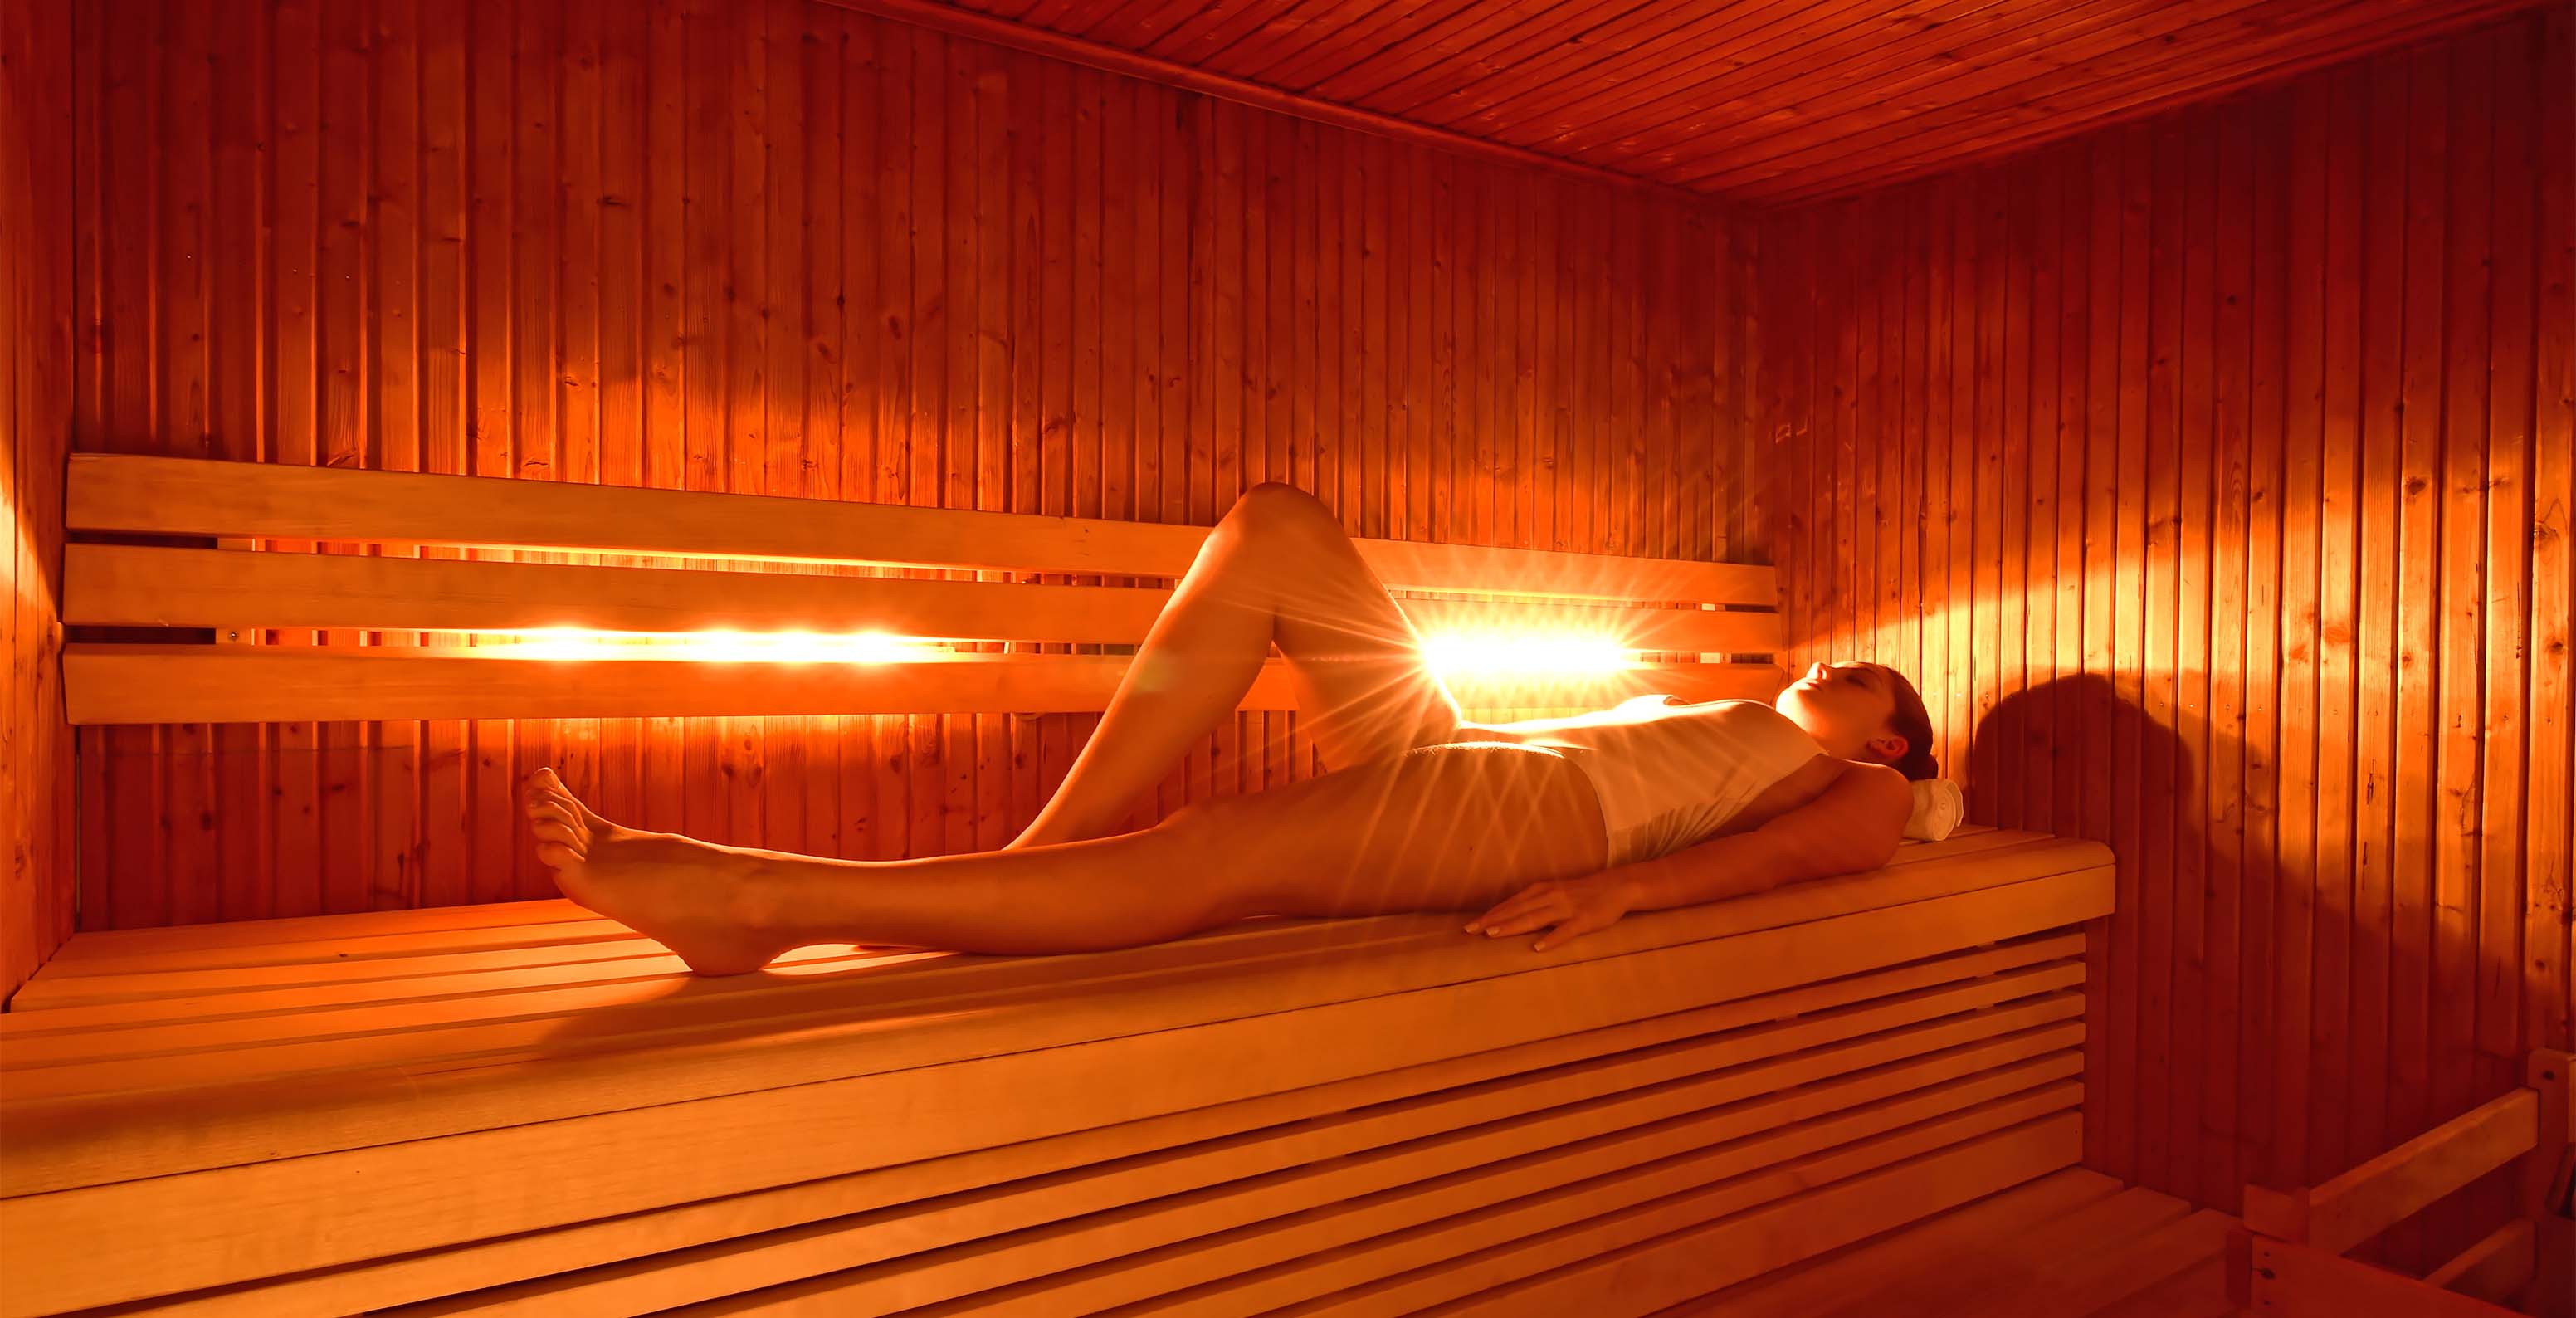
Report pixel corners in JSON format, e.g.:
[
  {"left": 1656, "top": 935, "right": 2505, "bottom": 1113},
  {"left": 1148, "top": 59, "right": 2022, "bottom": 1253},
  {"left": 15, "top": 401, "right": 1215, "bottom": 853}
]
[{"left": 525, "top": 767, "right": 615, "bottom": 834}]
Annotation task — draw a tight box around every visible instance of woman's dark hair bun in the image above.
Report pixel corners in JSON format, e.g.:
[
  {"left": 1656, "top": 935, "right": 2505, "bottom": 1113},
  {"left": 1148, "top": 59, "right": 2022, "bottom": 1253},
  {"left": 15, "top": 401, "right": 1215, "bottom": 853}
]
[{"left": 1885, "top": 671, "right": 1940, "bottom": 782}]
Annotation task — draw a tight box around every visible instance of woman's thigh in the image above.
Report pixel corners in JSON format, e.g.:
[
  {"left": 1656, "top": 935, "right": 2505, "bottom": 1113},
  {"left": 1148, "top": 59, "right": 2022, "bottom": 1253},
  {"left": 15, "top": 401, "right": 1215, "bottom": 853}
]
[
  {"left": 1178, "top": 741, "right": 1609, "bottom": 921},
  {"left": 1225, "top": 485, "right": 1464, "bottom": 769}
]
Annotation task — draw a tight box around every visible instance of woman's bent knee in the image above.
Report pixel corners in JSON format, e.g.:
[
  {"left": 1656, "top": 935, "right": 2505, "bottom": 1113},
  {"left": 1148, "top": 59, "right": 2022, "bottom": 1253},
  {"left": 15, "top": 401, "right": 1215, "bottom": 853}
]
[{"left": 1224, "top": 481, "right": 1339, "bottom": 539}]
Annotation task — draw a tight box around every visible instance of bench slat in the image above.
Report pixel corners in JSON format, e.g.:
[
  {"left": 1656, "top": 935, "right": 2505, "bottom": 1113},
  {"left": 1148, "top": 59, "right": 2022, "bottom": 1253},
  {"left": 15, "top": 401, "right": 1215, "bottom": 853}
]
[
  {"left": 1847, "top": 1185, "right": 2197, "bottom": 1316},
  {"left": 1671, "top": 1169, "right": 2242, "bottom": 1318},
  {"left": 0, "top": 940, "right": 910, "bottom": 1028},
  {"left": 1230, "top": 1108, "right": 2086, "bottom": 1318},
  {"left": 67, "top": 454, "right": 1778, "bottom": 604},
  {"left": 61, "top": 644, "right": 1788, "bottom": 725},
  {"left": 1978, "top": 1208, "right": 2240, "bottom": 1317},
  {"left": 1678, "top": 1169, "right": 2128, "bottom": 1316},
  {"left": 102, "top": 943, "right": 2085, "bottom": 1318},
  {"left": 23, "top": 896, "right": 593, "bottom": 966},
  {"left": 65, "top": 544, "right": 1783, "bottom": 652}
]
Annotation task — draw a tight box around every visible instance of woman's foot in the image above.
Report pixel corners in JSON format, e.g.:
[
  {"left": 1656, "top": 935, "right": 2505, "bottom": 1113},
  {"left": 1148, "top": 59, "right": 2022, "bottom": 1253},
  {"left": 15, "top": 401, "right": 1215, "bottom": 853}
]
[{"left": 522, "top": 767, "right": 788, "bottom": 976}]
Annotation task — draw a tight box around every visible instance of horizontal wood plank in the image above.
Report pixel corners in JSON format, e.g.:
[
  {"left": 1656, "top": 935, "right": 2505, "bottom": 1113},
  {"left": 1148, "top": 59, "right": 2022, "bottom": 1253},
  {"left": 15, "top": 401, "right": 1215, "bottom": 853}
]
[
  {"left": 59, "top": 645, "right": 1789, "bottom": 725},
  {"left": 1673, "top": 1168, "right": 2129, "bottom": 1316},
  {"left": 2242, "top": 1087, "right": 2541, "bottom": 1255},
  {"left": 2247, "top": 1236, "right": 2527, "bottom": 1318},
  {"left": 64, "top": 544, "right": 1783, "bottom": 652},
  {"left": 2422, "top": 1218, "right": 2537, "bottom": 1306},
  {"left": 66, "top": 455, "right": 1778, "bottom": 604}
]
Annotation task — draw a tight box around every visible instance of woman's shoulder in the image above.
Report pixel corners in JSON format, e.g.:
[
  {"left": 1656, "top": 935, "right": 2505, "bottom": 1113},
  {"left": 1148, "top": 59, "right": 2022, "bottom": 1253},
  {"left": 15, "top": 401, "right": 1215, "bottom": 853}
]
[{"left": 1832, "top": 760, "right": 1915, "bottom": 820}]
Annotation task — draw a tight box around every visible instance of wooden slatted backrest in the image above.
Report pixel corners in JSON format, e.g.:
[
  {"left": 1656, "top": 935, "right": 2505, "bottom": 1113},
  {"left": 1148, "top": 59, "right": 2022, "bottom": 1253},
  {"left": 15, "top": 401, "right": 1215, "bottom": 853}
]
[{"left": 61, "top": 455, "right": 1785, "bottom": 724}]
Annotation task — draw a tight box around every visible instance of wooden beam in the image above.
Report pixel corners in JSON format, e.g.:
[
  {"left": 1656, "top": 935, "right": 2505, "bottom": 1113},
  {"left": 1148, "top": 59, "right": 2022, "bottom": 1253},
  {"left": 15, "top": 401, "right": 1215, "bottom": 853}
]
[
  {"left": 61, "top": 544, "right": 1783, "bottom": 652},
  {"left": 2242, "top": 1086, "right": 2541, "bottom": 1256},
  {"left": 807, "top": 0, "right": 1697, "bottom": 202},
  {"left": 66, "top": 455, "right": 1778, "bottom": 604},
  {"left": 2246, "top": 1236, "right": 2525, "bottom": 1318},
  {"left": 59, "top": 645, "right": 1789, "bottom": 725},
  {"left": 2421, "top": 1218, "right": 2535, "bottom": 1306},
  {"left": 2525, "top": 1050, "right": 2575, "bottom": 1316}
]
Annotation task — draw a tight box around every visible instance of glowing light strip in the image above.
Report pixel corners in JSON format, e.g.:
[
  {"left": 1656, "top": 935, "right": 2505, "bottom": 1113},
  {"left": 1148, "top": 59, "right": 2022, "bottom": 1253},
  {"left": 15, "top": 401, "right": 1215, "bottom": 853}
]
[
  {"left": 464, "top": 628, "right": 954, "bottom": 664},
  {"left": 1417, "top": 629, "right": 1635, "bottom": 676},
  {"left": 451, "top": 626, "right": 1638, "bottom": 674}
]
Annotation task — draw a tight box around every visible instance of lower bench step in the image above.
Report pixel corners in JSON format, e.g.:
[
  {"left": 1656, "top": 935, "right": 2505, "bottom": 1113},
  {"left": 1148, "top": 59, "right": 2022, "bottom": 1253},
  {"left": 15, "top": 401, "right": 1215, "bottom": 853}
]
[{"left": 1657, "top": 1167, "right": 2243, "bottom": 1318}]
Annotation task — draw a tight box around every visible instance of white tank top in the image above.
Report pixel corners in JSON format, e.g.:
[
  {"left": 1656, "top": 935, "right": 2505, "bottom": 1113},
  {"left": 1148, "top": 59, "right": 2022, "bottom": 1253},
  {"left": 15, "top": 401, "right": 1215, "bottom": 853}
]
[{"left": 1518, "top": 696, "right": 1827, "bottom": 867}]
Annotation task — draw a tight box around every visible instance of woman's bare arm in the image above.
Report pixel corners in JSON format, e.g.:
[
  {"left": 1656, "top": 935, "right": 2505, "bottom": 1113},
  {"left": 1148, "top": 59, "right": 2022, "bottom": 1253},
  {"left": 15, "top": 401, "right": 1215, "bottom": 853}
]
[{"left": 1606, "top": 761, "right": 1913, "bottom": 912}]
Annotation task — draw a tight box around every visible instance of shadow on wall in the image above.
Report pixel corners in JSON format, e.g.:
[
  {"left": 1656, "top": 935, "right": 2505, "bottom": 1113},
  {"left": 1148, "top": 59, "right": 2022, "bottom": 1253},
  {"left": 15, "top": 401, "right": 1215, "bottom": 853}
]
[{"left": 1965, "top": 671, "right": 2524, "bottom": 1270}]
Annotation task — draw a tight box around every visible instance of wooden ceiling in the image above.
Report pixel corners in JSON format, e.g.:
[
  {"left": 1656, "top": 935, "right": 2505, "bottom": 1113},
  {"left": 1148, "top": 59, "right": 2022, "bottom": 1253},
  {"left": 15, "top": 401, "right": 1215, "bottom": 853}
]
[{"left": 875, "top": 0, "right": 2545, "bottom": 203}]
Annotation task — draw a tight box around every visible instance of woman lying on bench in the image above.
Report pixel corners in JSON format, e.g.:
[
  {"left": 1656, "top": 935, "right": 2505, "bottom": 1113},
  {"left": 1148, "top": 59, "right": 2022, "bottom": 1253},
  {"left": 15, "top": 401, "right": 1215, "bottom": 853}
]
[{"left": 521, "top": 482, "right": 1940, "bottom": 974}]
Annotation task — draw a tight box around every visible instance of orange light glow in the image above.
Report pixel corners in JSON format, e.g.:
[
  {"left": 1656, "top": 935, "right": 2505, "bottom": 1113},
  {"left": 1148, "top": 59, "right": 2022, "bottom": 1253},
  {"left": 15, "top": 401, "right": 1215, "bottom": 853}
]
[
  {"left": 469, "top": 627, "right": 954, "bottom": 664},
  {"left": 463, "top": 627, "right": 1638, "bottom": 674},
  {"left": 1416, "top": 630, "right": 1635, "bottom": 677}
]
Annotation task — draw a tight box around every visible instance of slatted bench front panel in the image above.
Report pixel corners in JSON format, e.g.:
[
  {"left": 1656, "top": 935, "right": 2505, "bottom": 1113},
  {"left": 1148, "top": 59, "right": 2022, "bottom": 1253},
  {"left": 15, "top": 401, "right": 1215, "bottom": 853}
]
[{"left": 0, "top": 829, "right": 2111, "bottom": 1317}]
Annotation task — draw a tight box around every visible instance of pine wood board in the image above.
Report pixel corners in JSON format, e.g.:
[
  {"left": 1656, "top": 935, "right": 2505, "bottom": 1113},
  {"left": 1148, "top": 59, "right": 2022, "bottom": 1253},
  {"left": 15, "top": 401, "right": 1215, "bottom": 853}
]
[
  {"left": 1668, "top": 1169, "right": 2243, "bottom": 1317},
  {"left": 64, "top": 544, "right": 1783, "bottom": 653},
  {"left": 66, "top": 453, "right": 1778, "bottom": 604},
  {"left": 59, "top": 645, "right": 1793, "bottom": 725}
]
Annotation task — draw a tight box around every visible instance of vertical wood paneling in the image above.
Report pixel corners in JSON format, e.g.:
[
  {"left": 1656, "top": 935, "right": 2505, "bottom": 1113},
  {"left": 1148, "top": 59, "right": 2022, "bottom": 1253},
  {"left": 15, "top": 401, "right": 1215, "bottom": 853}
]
[
  {"left": 1760, "top": 7, "right": 2574, "bottom": 1262},
  {"left": 65, "top": 0, "right": 1758, "bottom": 928},
  {"left": 2, "top": 0, "right": 77, "bottom": 1003}
]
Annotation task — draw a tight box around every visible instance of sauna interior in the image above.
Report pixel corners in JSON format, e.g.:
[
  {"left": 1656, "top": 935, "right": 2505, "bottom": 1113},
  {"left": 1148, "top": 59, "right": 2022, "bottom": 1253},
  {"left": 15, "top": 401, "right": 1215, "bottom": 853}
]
[{"left": 1, "top": 0, "right": 2570, "bottom": 1314}]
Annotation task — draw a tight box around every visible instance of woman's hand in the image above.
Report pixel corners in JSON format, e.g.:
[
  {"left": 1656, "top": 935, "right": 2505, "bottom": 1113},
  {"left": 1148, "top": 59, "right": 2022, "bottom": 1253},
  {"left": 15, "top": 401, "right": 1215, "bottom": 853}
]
[{"left": 1465, "top": 874, "right": 1637, "bottom": 953}]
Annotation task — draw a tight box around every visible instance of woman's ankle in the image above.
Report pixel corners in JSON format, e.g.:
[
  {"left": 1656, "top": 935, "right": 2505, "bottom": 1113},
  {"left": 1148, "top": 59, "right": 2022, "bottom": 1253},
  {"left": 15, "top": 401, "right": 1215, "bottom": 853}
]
[{"left": 727, "top": 851, "right": 808, "bottom": 950}]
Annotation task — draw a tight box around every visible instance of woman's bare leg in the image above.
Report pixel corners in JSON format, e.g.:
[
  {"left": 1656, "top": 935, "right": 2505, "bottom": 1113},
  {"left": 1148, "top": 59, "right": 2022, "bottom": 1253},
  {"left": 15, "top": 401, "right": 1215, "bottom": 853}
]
[
  {"left": 524, "top": 739, "right": 1606, "bottom": 972},
  {"left": 1007, "top": 482, "right": 1463, "bottom": 849}
]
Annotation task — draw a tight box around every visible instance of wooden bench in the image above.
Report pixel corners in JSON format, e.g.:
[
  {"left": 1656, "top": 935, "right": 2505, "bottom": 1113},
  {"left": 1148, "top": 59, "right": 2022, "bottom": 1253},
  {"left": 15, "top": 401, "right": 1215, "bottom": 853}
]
[
  {"left": 3, "top": 456, "right": 2118, "bottom": 1316},
  {"left": 2232, "top": 1051, "right": 2574, "bottom": 1317},
  {"left": 1671, "top": 1168, "right": 2246, "bottom": 1316}
]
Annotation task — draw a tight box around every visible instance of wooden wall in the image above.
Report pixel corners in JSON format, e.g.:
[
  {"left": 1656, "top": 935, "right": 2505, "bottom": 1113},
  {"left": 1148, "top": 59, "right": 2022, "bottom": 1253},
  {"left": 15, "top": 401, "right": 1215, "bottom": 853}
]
[
  {"left": 1758, "top": 3, "right": 2574, "bottom": 1256},
  {"left": 2, "top": 0, "right": 76, "bottom": 1003},
  {"left": 67, "top": 0, "right": 1757, "bottom": 928}
]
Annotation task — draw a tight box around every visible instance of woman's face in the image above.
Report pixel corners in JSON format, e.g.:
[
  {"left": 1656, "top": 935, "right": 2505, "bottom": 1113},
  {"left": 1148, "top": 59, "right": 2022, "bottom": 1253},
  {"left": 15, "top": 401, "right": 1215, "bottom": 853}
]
[{"left": 1773, "top": 661, "right": 1908, "bottom": 764}]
